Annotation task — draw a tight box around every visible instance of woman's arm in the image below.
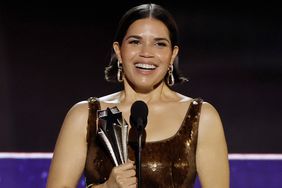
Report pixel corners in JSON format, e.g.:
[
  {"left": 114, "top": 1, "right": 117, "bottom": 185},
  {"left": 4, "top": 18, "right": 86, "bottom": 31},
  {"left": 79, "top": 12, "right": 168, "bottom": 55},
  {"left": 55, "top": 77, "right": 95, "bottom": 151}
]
[
  {"left": 196, "top": 102, "right": 230, "bottom": 188},
  {"left": 46, "top": 101, "right": 89, "bottom": 188},
  {"left": 46, "top": 101, "right": 137, "bottom": 188}
]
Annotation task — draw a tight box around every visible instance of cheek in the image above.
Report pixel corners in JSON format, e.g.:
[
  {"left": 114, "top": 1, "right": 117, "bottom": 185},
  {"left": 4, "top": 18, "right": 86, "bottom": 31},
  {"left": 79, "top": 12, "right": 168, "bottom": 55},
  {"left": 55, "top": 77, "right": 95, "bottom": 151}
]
[
  {"left": 121, "top": 46, "right": 138, "bottom": 60},
  {"left": 156, "top": 51, "right": 172, "bottom": 63}
]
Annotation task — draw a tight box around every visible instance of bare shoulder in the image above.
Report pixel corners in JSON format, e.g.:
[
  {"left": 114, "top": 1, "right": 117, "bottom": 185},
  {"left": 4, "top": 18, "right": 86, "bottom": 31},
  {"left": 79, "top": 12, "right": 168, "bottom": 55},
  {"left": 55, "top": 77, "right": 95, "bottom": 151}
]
[
  {"left": 200, "top": 101, "right": 221, "bottom": 120},
  {"left": 66, "top": 100, "right": 88, "bottom": 117},
  {"left": 98, "top": 92, "right": 122, "bottom": 103},
  {"left": 98, "top": 92, "right": 122, "bottom": 110},
  {"left": 61, "top": 100, "right": 89, "bottom": 130},
  {"left": 174, "top": 92, "right": 193, "bottom": 103},
  {"left": 198, "top": 101, "right": 225, "bottom": 143}
]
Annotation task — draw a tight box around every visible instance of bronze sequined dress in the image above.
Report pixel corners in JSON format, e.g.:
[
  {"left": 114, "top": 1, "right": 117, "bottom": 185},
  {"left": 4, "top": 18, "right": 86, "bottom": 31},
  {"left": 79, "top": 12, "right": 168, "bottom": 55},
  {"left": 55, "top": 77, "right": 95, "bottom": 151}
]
[{"left": 84, "top": 97, "right": 203, "bottom": 188}]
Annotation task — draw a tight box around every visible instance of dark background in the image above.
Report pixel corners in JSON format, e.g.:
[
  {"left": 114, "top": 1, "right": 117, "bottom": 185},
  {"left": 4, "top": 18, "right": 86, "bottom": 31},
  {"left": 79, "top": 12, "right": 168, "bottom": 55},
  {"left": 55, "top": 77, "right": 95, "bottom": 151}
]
[{"left": 0, "top": 1, "right": 281, "bottom": 153}]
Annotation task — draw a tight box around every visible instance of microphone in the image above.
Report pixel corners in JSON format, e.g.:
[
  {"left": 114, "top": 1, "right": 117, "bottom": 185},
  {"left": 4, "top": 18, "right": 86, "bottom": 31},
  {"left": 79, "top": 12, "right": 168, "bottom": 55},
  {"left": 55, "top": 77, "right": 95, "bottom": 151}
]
[
  {"left": 129, "top": 100, "right": 148, "bottom": 188},
  {"left": 130, "top": 100, "right": 148, "bottom": 132}
]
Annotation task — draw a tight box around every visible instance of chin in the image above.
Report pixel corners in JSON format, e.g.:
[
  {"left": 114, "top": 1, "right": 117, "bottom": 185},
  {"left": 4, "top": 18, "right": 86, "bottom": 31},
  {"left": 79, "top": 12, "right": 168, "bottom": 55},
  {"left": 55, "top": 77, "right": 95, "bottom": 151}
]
[
  {"left": 126, "top": 77, "right": 164, "bottom": 92},
  {"left": 135, "top": 81, "right": 164, "bottom": 92}
]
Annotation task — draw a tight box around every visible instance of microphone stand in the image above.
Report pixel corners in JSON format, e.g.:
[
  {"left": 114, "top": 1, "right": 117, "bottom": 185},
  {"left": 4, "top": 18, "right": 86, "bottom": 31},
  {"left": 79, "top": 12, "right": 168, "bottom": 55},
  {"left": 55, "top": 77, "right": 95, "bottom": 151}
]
[
  {"left": 130, "top": 101, "right": 148, "bottom": 188},
  {"left": 137, "top": 130, "right": 142, "bottom": 188}
]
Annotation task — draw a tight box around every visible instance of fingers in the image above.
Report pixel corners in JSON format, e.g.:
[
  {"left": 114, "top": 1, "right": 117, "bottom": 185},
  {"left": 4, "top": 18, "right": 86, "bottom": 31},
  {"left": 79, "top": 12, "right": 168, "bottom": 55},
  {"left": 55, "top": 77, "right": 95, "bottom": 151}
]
[
  {"left": 125, "top": 176, "right": 137, "bottom": 186},
  {"left": 115, "top": 160, "right": 135, "bottom": 172},
  {"left": 116, "top": 175, "right": 137, "bottom": 187},
  {"left": 112, "top": 162, "right": 136, "bottom": 179},
  {"left": 106, "top": 161, "right": 137, "bottom": 188},
  {"left": 115, "top": 169, "right": 136, "bottom": 180}
]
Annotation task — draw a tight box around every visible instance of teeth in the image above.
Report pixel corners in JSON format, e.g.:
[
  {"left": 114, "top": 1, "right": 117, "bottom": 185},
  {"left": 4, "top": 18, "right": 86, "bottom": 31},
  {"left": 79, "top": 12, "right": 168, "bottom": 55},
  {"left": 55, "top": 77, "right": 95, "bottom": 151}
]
[{"left": 135, "top": 63, "right": 157, "bottom": 70}]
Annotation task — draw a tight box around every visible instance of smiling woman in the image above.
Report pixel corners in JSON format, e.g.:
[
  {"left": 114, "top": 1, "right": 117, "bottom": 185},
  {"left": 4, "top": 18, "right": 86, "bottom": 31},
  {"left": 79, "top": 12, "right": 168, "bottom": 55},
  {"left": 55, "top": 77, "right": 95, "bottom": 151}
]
[
  {"left": 46, "top": 3, "right": 229, "bottom": 188},
  {"left": 112, "top": 18, "right": 179, "bottom": 92}
]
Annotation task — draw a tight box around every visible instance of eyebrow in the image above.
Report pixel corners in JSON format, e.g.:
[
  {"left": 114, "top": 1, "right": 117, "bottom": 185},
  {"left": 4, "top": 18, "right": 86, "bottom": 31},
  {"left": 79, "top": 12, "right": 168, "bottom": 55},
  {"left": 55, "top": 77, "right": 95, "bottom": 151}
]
[
  {"left": 125, "top": 35, "right": 171, "bottom": 44},
  {"left": 125, "top": 35, "right": 142, "bottom": 40}
]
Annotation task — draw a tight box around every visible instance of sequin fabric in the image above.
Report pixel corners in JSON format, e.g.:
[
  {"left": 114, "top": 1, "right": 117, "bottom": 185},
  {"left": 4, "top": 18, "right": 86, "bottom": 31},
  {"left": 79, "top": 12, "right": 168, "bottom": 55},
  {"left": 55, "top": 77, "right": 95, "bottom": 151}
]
[{"left": 84, "top": 97, "right": 203, "bottom": 188}]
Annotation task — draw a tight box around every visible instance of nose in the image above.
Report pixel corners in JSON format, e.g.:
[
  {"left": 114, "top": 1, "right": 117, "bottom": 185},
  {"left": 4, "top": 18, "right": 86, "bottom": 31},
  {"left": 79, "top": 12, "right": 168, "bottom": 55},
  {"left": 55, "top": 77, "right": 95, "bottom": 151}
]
[{"left": 139, "top": 44, "right": 154, "bottom": 58}]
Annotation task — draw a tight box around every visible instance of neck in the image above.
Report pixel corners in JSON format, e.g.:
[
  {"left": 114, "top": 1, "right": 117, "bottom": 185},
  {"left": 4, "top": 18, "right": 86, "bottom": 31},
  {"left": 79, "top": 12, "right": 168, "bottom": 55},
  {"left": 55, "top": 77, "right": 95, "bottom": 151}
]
[{"left": 119, "top": 80, "right": 173, "bottom": 104}]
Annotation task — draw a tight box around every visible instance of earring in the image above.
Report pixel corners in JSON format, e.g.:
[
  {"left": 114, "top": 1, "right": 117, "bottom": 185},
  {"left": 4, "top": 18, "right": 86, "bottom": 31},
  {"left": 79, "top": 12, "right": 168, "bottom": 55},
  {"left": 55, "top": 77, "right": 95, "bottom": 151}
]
[
  {"left": 166, "top": 64, "right": 174, "bottom": 86},
  {"left": 117, "top": 60, "right": 123, "bottom": 82}
]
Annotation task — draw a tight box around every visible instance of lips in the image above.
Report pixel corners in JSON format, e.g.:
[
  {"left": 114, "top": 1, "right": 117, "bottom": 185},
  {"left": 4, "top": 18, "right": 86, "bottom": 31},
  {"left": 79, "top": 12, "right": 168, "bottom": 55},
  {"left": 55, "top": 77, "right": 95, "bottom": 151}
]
[{"left": 135, "top": 63, "right": 157, "bottom": 70}]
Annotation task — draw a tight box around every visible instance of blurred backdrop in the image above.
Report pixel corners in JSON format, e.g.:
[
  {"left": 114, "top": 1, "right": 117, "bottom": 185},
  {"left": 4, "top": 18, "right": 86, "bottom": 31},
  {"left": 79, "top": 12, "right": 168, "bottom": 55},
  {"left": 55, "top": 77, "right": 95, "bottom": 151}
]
[{"left": 0, "top": 1, "right": 281, "bottom": 153}]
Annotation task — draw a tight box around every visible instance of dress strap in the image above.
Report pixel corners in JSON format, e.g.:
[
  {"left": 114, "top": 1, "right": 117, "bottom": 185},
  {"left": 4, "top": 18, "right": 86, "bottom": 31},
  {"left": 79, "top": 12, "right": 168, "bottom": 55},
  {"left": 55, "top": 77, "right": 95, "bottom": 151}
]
[
  {"left": 187, "top": 97, "right": 203, "bottom": 152},
  {"left": 189, "top": 98, "right": 203, "bottom": 119},
  {"left": 86, "top": 97, "right": 101, "bottom": 144}
]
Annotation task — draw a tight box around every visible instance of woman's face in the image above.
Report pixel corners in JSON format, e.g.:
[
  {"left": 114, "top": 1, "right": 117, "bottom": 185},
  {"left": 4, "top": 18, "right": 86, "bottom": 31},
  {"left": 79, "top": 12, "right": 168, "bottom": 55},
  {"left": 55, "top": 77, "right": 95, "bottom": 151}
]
[{"left": 114, "top": 18, "right": 178, "bottom": 92}]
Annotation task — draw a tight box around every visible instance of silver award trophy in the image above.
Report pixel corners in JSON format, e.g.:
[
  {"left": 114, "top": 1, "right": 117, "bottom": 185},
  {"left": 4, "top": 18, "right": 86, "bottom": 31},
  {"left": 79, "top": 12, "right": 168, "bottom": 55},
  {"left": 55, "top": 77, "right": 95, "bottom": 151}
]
[{"left": 97, "top": 106, "right": 128, "bottom": 166}]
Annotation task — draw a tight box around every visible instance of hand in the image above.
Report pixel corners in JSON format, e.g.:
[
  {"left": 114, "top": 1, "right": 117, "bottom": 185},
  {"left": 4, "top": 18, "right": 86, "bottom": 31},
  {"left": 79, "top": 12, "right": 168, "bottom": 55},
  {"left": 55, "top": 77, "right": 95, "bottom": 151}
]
[{"left": 104, "top": 160, "right": 137, "bottom": 188}]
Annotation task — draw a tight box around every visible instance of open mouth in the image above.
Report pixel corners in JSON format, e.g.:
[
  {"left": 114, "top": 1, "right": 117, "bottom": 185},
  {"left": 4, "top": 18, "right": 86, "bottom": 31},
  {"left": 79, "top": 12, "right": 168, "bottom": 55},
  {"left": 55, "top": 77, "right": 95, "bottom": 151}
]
[{"left": 135, "top": 63, "right": 157, "bottom": 70}]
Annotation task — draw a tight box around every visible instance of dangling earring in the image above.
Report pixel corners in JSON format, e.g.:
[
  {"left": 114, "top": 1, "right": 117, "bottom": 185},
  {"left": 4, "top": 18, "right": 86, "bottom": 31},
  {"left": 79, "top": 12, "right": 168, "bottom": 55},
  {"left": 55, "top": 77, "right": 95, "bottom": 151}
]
[
  {"left": 167, "top": 64, "right": 175, "bottom": 86},
  {"left": 117, "top": 60, "right": 123, "bottom": 82}
]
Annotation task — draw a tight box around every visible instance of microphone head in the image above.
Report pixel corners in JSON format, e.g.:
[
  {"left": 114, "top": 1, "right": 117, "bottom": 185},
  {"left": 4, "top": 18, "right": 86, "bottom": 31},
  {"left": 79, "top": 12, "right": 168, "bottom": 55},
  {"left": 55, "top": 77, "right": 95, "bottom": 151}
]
[{"left": 130, "top": 100, "right": 148, "bottom": 131}]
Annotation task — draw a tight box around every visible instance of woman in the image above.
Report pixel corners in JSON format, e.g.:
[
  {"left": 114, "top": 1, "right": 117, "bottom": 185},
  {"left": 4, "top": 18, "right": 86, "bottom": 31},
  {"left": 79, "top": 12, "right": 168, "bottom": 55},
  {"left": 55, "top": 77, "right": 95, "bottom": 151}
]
[{"left": 47, "top": 3, "right": 229, "bottom": 188}]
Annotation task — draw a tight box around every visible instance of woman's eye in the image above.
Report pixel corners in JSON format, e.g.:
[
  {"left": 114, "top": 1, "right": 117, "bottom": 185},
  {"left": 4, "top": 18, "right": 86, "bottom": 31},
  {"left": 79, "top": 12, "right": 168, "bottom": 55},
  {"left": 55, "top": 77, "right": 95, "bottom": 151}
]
[
  {"left": 129, "top": 40, "right": 140, "bottom": 45},
  {"left": 155, "top": 42, "right": 167, "bottom": 47}
]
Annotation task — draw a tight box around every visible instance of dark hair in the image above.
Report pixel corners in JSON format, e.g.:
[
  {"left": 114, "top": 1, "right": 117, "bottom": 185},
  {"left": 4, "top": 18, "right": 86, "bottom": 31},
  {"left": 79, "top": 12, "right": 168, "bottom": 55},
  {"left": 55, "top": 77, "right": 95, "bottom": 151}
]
[{"left": 105, "top": 3, "right": 188, "bottom": 85}]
